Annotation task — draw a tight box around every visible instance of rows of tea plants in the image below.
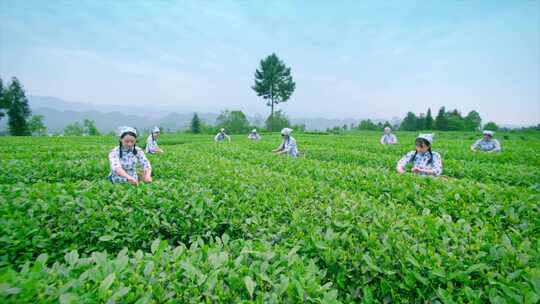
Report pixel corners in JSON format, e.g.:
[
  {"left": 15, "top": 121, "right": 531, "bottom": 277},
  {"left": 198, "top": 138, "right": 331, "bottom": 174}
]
[{"left": 0, "top": 131, "right": 539, "bottom": 303}]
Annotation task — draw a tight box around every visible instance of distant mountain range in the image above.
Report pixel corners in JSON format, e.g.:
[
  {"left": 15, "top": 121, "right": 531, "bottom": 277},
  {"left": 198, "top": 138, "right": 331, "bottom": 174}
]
[{"left": 0, "top": 95, "right": 399, "bottom": 134}]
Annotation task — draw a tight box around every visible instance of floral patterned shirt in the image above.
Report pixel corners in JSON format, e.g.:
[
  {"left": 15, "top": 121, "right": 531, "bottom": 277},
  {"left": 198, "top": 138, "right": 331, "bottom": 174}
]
[
  {"left": 397, "top": 150, "right": 443, "bottom": 176},
  {"left": 146, "top": 135, "right": 159, "bottom": 153},
  {"left": 380, "top": 134, "right": 398, "bottom": 144},
  {"left": 471, "top": 138, "right": 501, "bottom": 152},
  {"left": 279, "top": 136, "right": 298, "bottom": 157},
  {"left": 108, "top": 146, "right": 151, "bottom": 183},
  {"left": 214, "top": 132, "right": 230, "bottom": 142}
]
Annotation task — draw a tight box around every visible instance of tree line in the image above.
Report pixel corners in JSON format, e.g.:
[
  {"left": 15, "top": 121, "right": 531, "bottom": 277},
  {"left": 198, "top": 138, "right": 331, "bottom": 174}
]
[
  {"left": 399, "top": 107, "right": 499, "bottom": 131},
  {"left": 352, "top": 108, "right": 499, "bottom": 132}
]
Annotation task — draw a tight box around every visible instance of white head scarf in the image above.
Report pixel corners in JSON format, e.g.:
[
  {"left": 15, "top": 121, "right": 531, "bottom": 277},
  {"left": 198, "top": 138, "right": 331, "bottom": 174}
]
[
  {"left": 152, "top": 126, "right": 160, "bottom": 134},
  {"left": 483, "top": 130, "right": 494, "bottom": 137},
  {"left": 280, "top": 128, "right": 293, "bottom": 136},
  {"left": 118, "top": 126, "right": 137, "bottom": 138},
  {"left": 384, "top": 127, "right": 391, "bottom": 133},
  {"left": 417, "top": 133, "right": 434, "bottom": 145}
]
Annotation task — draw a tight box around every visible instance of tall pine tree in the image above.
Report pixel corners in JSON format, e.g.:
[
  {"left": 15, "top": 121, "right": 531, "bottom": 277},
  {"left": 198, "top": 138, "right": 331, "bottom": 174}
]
[
  {"left": 6, "top": 77, "right": 31, "bottom": 136},
  {"left": 252, "top": 53, "right": 295, "bottom": 132}
]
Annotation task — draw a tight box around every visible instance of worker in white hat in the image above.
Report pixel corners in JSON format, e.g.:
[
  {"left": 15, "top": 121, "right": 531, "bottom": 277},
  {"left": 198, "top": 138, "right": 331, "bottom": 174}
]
[
  {"left": 146, "top": 126, "right": 164, "bottom": 154},
  {"left": 396, "top": 133, "right": 442, "bottom": 176},
  {"left": 214, "top": 128, "right": 231, "bottom": 142},
  {"left": 380, "top": 127, "right": 398, "bottom": 145},
  {"left": 248, "top": 129, "right": 261, "bottom": 141},
  {"left": 273, "top": 127, "right": 298, "bottom": 157},
  {"left": 470, "top": 130, "right": 501, "bottom": 153},
  {"left": 108, "top": 126, "right": 152, "bottom": 185}
]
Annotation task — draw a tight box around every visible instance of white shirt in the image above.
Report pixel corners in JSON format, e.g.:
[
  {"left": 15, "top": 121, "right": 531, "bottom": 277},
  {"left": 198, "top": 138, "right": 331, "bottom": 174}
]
[
  {"left": 397, "top": 150, "right": 443, "bottom": 176},
  {"left": 471, "top": 138, "right": 501, "bottom": 152},
  {"left": 215, "top": 132, "right": 230, "bottom": 142},
  {"left": 108, "top": 146, "right": 151, "bottom": 183},
  {"left": 146, "top": 134, "right": 159, "bottom": 153},
  {"left": 279, "top": 136, "right": 298, "bottom": 157},
  {"left": 380, "top": 133, "right": 398, "bottom": 144}
]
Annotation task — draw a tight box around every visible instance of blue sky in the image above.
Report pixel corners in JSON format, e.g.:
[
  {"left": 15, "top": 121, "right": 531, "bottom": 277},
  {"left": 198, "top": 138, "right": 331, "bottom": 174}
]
[{"left": 1, "top": 0, "right": 539, "bottom": 125}]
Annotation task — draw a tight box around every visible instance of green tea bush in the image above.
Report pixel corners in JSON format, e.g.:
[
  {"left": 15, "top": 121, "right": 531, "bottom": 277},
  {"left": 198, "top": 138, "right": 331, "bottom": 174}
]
[{"left": 0, "top": 131, "right": 539, "bottom": 303}]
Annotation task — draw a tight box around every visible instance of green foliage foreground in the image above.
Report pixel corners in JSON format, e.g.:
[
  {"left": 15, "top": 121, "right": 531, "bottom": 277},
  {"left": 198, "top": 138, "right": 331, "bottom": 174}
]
[{"left": 0, "top": 132, "right": 539, "bottom": 303}]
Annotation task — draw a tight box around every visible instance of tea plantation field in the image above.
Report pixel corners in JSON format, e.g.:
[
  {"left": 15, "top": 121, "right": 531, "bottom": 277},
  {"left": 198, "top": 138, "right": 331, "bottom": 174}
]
[{"left": 1, "top": 131, "right": 539, "bottom": 303}]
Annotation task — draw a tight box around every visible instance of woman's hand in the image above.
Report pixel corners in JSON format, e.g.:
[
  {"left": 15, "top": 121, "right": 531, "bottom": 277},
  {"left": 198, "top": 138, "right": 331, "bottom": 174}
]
[
  {"left": 142, "top": 171, "right": 152, "bottom": 183},
  {"left": 116, "top": 168, "right": 139, "bottom": 185},
  {"left": 127, "top": 176, "right": 139, "bottom": 186},
  {"left": 413, "top": 167, "right": 435, "bottom": 175},
  {"left": 396, "top": 166, "right": 405, "bottom": 174}
]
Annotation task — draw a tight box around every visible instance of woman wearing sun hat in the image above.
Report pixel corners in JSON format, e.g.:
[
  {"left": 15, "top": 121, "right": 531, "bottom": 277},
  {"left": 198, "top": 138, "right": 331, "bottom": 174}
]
[
  {"left": 146, "top": 126, "right": 164, "bottom": 154},
  {"left": 470, "top": 130, "right": 501, "bottom": 153},
  {"left": 396, "top": 134, "right": 442, "bottom": 176},
  {"left": 108, "top": 126, "right": 152, "bottom": 185}
]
